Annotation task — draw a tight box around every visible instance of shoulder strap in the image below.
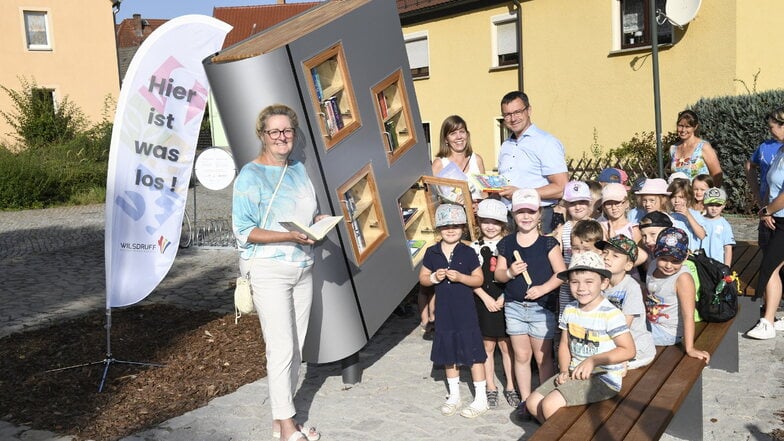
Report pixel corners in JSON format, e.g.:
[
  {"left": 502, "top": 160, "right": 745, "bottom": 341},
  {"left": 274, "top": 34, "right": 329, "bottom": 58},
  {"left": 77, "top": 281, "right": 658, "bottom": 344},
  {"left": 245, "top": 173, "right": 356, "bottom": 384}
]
[{"left": 260, "top": 162, "right": 288, "bottom": 229}]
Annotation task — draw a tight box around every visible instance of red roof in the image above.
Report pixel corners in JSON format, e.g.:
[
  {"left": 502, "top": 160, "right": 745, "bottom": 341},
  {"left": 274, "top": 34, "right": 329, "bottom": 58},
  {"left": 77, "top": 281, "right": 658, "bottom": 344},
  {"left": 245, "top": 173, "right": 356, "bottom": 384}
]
[
  {"left": 214, "top": 3, "right": 321, "bottom": 49},
  {"left": 116, "top": 14, "right": 167, "bottom": 48}
]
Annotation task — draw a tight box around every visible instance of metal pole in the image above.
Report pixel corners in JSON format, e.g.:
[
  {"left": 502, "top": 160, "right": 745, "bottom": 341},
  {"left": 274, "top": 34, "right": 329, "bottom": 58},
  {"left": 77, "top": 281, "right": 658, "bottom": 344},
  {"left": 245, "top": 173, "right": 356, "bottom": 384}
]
[
  {"left": 512, "top": 0, "right": 523, "bottom": 92},
  {"left": 651, "top": 1, "right": 664, "bottom": 178}
]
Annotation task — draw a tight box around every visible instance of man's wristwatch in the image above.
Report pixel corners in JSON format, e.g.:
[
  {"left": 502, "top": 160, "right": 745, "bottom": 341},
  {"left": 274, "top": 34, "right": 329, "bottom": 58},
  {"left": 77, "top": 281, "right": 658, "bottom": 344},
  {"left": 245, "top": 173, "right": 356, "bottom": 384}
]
[{"left": 759, "top": 206, "right": 770, "bottom": 216}]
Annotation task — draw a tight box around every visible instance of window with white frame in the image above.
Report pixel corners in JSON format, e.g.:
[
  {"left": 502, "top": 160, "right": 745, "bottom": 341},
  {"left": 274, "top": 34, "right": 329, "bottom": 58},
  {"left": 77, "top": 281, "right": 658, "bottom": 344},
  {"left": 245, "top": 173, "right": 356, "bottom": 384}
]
[
  {"left": 23, "top": 11, "right": 51, "bottom": 50},
  {"left": 493, "top": 14, "right": 518, "bottom": 67},
  {"left": 618, "top": 0, "right": 672, "bottom": 50},
  {"left": 404, "top": 32, "right": 429, "bottom": 79},
  {"left": 421, "top": 122, "right": 431, "bottom": 156}
]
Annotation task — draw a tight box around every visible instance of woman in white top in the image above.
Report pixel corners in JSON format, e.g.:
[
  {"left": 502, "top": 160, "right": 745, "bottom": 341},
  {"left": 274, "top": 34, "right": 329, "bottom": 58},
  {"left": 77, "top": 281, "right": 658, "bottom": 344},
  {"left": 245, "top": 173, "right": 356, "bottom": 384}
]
[{"left": 432, "top": 115, "right": 486, "bottom": 202}]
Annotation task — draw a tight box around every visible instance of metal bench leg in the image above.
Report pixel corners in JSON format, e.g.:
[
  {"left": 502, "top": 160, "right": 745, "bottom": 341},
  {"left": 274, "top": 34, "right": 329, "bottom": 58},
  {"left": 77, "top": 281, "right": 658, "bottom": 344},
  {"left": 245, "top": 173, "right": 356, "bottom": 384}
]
[
  {"left": 667, "top": 375, "right": 703, "bottom": 441},
  {"left": 738, "top": 296, "right": 762, "bottom": 331},
  {"left": 710, "top": 319, "right": 739, "bottom": 373}
]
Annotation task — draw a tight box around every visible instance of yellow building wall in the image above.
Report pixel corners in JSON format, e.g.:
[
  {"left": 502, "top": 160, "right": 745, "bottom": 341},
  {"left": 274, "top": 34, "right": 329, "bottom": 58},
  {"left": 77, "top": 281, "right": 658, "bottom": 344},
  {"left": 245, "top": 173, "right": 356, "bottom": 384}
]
[
  {"left": 0, "top": 0, "right": 119, "bottom": 147},
  {"left": 520, "top": 0, "right": 741, "bottom": 159},
  {"left": 736, "top": 0, "right": 784, "bottom": 94},
  {"left": 402, "top": 4, "right": 519, "bottom": 168}
]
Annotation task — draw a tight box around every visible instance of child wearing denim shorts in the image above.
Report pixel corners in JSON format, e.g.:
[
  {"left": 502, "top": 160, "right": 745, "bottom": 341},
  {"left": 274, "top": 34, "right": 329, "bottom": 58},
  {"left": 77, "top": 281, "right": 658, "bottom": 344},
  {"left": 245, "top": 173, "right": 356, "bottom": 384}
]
[{"left": 495, "top": 189, "right": 566, "bottom": 420}]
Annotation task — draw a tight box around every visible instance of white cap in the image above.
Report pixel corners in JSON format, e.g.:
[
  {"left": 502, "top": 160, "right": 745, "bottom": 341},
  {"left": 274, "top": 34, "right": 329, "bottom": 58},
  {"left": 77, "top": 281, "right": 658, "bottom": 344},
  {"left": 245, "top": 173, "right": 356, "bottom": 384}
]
[{"left": 476, "top": 198, "right": 508, "bottom": 222}]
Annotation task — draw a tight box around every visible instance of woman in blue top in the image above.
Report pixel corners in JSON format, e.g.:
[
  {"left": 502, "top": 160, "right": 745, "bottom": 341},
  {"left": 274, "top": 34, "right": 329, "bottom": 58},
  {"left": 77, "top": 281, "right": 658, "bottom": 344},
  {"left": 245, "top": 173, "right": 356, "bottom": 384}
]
[
  {"left": 748, "top": 107, "right": 784, "bottom": 340},
  {"left": 232, "top": 104, "right": 325, "bottom": 441}
]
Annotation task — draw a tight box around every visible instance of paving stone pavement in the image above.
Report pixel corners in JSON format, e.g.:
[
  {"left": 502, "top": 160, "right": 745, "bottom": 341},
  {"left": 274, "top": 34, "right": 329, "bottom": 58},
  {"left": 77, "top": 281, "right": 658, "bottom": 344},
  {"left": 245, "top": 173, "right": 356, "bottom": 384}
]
[{"left": 0, "top": 198, "right": 781, "bottom": 440}]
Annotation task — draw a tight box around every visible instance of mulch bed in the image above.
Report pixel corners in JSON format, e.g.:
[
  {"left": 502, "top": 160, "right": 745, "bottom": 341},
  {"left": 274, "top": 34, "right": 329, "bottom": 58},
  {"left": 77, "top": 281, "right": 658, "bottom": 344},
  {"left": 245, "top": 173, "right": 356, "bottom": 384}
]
[{"left": 0, "top": 303, "right": 266, "bottom": 440}]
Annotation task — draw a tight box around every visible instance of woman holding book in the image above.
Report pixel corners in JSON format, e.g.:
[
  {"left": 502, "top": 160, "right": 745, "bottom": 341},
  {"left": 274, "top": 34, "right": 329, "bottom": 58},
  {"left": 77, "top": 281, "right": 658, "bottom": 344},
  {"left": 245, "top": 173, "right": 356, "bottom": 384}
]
[
  {"left": 232, "top": 104, "right": 325, "bottom": 441},
  {"left": 432, "top": 115, "right": 486, "bottom": 202}
]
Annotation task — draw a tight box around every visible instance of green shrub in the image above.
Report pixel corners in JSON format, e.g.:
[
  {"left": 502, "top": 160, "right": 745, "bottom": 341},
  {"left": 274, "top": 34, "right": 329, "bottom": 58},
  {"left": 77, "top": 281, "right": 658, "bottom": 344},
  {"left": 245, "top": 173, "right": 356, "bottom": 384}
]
[
  {"left": 0, "top": 77, "right": 86, "bottom": 147},
  {"left": 689, "top": 89, "right": 784, "bottom": 212},
  {"left": 0, "top": 149, "right": 61, "bottom": 209}
]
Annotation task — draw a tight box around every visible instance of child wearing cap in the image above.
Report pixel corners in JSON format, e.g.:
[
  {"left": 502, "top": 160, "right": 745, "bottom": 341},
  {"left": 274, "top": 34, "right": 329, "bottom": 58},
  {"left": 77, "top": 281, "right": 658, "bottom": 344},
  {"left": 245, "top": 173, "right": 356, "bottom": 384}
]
[
  {"left": 700, "top": 187, "right": 735, "bottom": 265},
  {"left": 525, "top": 251, "right": 635, "bottom": 423},
  {"left": 552, "top": 181, "right": 595, "bottom": 320},
  {"left": 667, "top": 178, "right": 707, "bottom": 251},
  {"left": 597, "top": 236, "right": 655, "bottom": 370},
  {"left": 470, "top": 199, "right": 517, "bottom": 409},
  {"left": 645, "top": 227, "right": 711, "bottom": 362},
  {"left": 598, "top": 167, "right": 630, "bottom": 188},
  {"left": 629, "top": 178, "right": 671, "bottom": 224},
  {"left": 419, "top": 204, "right": 489, "bottom": 418},
  {"left": 494, "top": 188, "right": 566, "bottom": 420},
  {"left": 599, "top": 183, "right": 643, "bottom": 249},
  {"left": 691, "top": 174, "right": 714, "bottom": 214}
]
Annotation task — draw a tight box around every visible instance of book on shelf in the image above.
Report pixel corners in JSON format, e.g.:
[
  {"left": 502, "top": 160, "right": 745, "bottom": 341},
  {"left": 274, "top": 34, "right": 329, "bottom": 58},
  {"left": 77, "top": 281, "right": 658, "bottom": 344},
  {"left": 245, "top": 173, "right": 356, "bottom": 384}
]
[
  {"left": 344, "top": 190, "right": 366, "bottom": 251},
  {"left": 469, "top": 173, "right": 509, "bottom": 192},
  {"left": 329, "top": 96, "right": 344, "bottom": 129},
  {"left": 407, "top": 239, "right": 426, "bottom": 257},
  {"left": 401, "top": 207, "right": 418, "bottom": 224},
  {"left": 322, "top": 99, "right": 337, "bottom": 136},
  {"left": 311, "top": 68, "right": 323, "bottom": 101},
  {"left": 384, "top": 119, "right": 399, "bottom": 151},
  {"left": 278, "top": 215, "right": 342, "bottom": 241},
  {"left": 377, "top": 91, "right": 388, "bottom": 118}
]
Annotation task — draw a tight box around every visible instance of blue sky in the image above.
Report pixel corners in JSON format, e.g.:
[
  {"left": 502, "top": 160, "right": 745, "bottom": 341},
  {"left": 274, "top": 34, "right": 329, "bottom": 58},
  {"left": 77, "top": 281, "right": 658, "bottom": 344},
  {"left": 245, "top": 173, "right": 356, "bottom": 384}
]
[{"left": 115, "top": 0, "right": 318, "bottom": 21}]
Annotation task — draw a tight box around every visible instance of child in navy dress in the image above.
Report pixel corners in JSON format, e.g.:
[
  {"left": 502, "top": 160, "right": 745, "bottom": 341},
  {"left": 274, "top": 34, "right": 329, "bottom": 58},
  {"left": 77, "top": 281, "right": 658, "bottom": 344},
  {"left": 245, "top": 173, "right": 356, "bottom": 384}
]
[{"left": 419, "top": 203, "right": 488, "bottom": 418}]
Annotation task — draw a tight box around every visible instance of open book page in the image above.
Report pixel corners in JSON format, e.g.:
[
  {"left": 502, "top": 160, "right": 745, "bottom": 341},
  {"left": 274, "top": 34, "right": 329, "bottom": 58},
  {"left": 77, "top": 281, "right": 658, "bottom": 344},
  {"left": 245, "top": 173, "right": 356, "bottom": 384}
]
[
  {"left": 470, "top": 173, "right": 509, "bottom": 192},
  {"left": 436, "top": 161, "right": 469, "bottom": 202},
  {"left": 278, "top": 215, "right": 343, "bottom": 241}
]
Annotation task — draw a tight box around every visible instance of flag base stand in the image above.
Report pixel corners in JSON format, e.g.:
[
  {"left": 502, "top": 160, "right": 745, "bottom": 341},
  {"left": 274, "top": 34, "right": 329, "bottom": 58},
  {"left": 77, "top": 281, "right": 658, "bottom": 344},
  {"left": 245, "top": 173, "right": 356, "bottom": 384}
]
[{"left": 46, "top": 308, "right": 163, "bottom": 392}]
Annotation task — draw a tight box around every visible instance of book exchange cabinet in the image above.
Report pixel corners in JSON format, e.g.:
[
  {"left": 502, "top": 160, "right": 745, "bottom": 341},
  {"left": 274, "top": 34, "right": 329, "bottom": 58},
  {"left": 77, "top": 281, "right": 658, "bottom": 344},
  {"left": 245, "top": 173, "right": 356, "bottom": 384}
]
[{"left": 205, "top": 0, "right": 473, "bottom": 371}]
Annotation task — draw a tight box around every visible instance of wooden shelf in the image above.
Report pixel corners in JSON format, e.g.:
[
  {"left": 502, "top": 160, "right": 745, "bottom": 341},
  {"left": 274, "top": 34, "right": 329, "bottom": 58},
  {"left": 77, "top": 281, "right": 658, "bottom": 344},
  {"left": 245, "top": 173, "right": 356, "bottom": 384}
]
[
  {"left": 303, "top": 42, "right": 361, "bottom": 149},
  {"left": 371, "top": 69, "right": 416, "bottom": 165},
  {"left": 337, "top": 163, "right": 388, "bottom": 265}
]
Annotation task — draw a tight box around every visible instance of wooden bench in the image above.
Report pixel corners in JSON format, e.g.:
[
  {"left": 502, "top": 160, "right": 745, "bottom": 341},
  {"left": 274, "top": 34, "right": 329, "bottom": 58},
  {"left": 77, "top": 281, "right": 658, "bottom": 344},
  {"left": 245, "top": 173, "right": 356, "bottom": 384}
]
[
  {"left": 731, "top": 240, "right": 763, "bottom": 330},
  {"left": 529, "top": 318, "right": 735, "bottom": 441}
]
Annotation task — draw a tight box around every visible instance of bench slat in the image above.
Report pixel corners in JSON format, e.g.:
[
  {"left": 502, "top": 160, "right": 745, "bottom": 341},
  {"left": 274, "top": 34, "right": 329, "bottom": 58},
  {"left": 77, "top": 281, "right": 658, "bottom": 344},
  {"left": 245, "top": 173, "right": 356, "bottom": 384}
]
[
  {"left": 622, "top": 319, "right": 733, "bottom": 441},
  {"left": 530, "top": 324, "right": 707, "bottom": 441},
  {"left": 731, "top": 241, "right": 762, "bottom": 296},
  {"left": 588, "top": 346, "right": 683, "bottom": 441}
]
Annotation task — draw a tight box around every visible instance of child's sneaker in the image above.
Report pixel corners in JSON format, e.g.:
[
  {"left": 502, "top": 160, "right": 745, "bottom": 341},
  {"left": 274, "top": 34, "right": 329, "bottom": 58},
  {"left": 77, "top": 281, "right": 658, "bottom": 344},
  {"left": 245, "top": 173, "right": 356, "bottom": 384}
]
[
  {"left": 487, "top": 390, "right": 498, "bottom": 409},
  {"left": 515, "top": 401, "right": 531, "bottom": 421},
  {"left": 747, "top": 318, "right": 776, "bottom": 340},
  {"left": 774, "top": 317, "right": 784, "bottom": 331}
]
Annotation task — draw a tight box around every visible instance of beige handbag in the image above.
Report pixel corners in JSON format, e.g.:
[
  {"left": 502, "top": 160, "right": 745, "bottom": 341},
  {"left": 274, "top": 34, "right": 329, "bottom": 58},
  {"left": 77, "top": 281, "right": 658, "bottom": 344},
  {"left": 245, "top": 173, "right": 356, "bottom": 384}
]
[{"left": 234, "top": 275, "right": 254, "bottom": 323}]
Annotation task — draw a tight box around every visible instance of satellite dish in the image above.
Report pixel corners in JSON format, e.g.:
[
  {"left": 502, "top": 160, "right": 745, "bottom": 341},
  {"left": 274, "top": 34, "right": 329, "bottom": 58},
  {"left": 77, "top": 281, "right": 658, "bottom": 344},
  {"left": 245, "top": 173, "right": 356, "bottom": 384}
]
[
  {"left": 194, "top": 147, "right": 236, "bottom": 191},
  {"left": 665, "top": 0, "right": 702, "bottom": 27}
]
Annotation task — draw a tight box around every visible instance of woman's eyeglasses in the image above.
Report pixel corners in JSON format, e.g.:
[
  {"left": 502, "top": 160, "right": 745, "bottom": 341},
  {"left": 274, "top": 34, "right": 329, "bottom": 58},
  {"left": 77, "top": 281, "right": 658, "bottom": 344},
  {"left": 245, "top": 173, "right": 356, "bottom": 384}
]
[{"left": 264, "top": 128, "right": 295, "bottom": 139}]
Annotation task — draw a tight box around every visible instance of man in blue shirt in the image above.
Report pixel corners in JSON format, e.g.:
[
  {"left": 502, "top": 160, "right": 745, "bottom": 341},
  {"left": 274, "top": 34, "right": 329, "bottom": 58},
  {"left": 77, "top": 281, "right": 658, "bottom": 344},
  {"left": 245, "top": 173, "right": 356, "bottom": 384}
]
[{"left": 497, "top": 91, "right": 568, "bottom": 233}]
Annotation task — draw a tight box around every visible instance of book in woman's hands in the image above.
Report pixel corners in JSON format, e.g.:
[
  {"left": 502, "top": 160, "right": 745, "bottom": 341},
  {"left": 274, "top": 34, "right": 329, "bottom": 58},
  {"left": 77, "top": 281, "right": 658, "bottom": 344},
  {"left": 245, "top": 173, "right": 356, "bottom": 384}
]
[{"left": 278, "top": 215, "right": 343, "bottom": 241}]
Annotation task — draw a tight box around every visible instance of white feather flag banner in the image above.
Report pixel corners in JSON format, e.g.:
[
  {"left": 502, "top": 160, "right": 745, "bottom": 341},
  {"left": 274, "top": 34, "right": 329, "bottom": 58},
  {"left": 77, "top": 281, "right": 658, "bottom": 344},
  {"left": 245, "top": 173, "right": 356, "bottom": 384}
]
[{"left": 105, "top": 15, "right": 231, "bottom": 307}]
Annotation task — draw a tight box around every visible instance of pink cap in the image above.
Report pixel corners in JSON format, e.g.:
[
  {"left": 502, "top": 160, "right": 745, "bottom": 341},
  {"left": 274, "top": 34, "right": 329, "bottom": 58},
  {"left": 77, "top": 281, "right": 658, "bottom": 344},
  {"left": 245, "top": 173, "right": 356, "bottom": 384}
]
[
  {"left": 602, "top": 183, "right": 628, "bottom": 203},
  {"left": 512, "top": 188, "right": 541, "bottom": 211},
  {"left": 635, "top": 178, "right": 671, "bottom": 195},
  {"left": 563, "top": 181, "right": 592, "bottom": 202}
]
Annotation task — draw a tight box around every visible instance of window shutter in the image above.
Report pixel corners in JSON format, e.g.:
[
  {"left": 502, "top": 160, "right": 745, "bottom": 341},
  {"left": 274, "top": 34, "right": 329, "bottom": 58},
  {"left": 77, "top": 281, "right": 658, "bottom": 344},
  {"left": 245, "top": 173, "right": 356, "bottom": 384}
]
[
  {"left": 405, "top": 37, "right": 428, "bottom": 69},
  {"left": 497, "top": 21, "right": 517, "bottom": 55}
]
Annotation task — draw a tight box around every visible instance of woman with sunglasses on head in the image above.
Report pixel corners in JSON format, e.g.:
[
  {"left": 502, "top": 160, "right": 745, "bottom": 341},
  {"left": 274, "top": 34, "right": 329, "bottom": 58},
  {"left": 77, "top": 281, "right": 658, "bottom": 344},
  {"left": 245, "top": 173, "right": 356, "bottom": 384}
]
[
  {"left": 748, "top": 107, "right": 784, "bottom": 340},
  {"left": 232, "top": 104, "right": 325, "bottom": 441},
  {"left": 669, "top": 110, "right": 723, "bottom": 186}
]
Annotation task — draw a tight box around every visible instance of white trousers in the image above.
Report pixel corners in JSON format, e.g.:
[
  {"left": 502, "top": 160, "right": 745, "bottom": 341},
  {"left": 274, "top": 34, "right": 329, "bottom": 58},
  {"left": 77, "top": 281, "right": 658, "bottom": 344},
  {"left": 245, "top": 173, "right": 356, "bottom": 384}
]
[{"left": 240, "top": 257, "right": 313, "bottom": 420}]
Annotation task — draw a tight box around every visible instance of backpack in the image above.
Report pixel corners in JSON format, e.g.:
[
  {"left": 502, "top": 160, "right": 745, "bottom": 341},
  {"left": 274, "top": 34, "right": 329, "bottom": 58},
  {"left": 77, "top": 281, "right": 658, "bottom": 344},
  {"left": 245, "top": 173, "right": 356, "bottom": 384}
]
[{"left": 688, "top": 250, "right": 739, "bottom": 323}]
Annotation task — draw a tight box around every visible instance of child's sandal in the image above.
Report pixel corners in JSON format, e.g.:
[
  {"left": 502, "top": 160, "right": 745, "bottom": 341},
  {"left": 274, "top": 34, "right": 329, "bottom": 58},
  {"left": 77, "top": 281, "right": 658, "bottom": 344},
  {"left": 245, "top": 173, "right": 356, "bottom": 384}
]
[
  {"left": 504, "top": 390, "right": 521, "bottom": 407},
  {"left": 487, "top": 390, "right": 498, "bottom": 409}
]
